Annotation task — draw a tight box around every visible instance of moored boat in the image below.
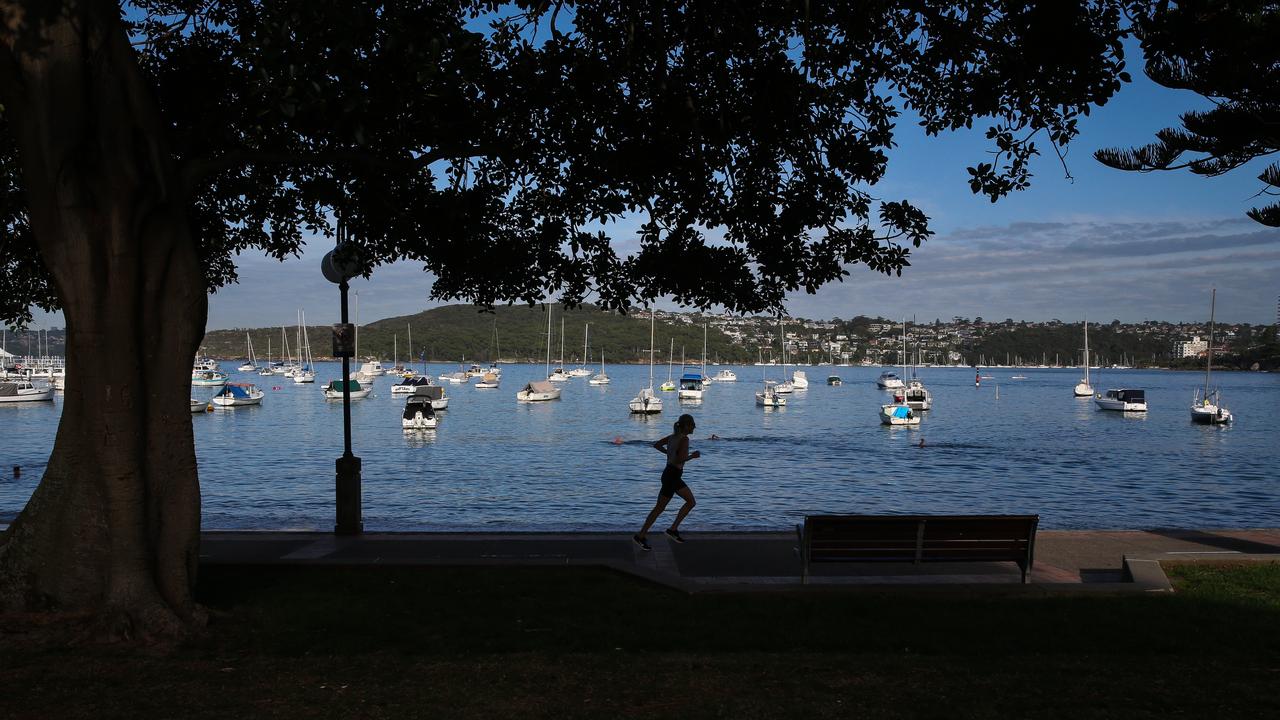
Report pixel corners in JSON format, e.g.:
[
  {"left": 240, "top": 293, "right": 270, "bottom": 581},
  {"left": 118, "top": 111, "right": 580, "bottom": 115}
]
[
  {"left": 1094, "top": 388, "right": 1147, "bottom": 412},
  {"left": 879, "top": 392, "right": 920, "bottom": 425},
  {"left": 755, "top": 381, "right": 787, "bottom": 407},
  {"left": 211, "top": 383, "right": 265, "bottom": 407},
  {"left": 517, "top": 379, "right": 561, "bottom": 402},
  {"left": 1189, "top": 289, "right": 1232, "bottom": 425},
  {"left": 402, "top": 388, "right": 439, "bottom": 429},
  {"left": 0, "top": 380, "right": 54, "bottom": 403},
  {"left": 323, "top": 379, "right": 371, "bottom": 400}
]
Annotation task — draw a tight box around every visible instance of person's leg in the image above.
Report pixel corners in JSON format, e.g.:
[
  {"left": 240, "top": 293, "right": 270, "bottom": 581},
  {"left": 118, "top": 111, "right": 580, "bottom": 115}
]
[
  {"left": 668, "top": 486, "right": 697, "bottom": 531},
  {"left": 638, "top": 494, "right": 672, "bottom": 538}
]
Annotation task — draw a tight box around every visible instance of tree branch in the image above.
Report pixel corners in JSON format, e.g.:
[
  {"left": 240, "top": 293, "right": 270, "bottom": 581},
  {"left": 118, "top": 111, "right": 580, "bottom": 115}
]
[{"left": 179, "top": 144, "right": 486, "bottom": 191}]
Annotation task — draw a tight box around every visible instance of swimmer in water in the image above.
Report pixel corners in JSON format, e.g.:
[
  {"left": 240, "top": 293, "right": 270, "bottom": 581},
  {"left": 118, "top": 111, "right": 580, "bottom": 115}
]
[
  {"left": 918, "top": 437, "right": 926, "bottom": 448},
  {"left": 612, "top": 436, "right": 624, "bottom": 445}
]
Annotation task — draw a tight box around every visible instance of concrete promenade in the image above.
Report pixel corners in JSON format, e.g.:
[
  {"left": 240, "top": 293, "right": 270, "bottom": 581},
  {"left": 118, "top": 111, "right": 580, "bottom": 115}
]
[{"left": 199, "top": 527, "right": 1280, "bottom": 593}]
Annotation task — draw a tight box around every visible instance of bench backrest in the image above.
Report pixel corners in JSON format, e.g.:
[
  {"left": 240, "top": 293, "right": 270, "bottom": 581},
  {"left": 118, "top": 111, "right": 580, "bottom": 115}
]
[{"left": 803, "top": 514, "right": 1038, "bottom": 564}]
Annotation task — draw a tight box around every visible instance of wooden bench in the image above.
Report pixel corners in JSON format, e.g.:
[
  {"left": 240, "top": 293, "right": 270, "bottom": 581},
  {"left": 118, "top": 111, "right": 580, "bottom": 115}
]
[{"left": 796, "top": 514, "right": 1039, "bottom": 584}]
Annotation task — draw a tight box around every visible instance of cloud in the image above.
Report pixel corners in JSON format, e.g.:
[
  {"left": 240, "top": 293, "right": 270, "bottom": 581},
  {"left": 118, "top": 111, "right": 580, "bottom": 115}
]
[{"left": 785, "top": 218, "right": 1280, "bottom": 324}]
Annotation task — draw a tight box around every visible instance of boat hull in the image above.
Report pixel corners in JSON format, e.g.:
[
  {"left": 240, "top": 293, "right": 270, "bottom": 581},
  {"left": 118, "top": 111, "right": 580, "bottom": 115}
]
[
  {"left": 402, "top": 412, "right": 438, "bottom": 429},
  {"left": 517, "top": 390, "right": 561, "bottom": 401},
  {"left": 323, "top": 388, "right": 372, "bottom": 400},
  {"left": 1190, "top": 404, "right": 1232, "bottom": 424},
  {"left": 1094, "top": 397, "right": 1146, "bottom": 412}
]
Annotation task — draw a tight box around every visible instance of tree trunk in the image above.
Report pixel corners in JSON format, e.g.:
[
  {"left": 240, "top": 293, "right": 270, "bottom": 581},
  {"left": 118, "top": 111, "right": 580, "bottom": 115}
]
[{"left": 0, "top": 1, "right": 207, "bottom": 638}]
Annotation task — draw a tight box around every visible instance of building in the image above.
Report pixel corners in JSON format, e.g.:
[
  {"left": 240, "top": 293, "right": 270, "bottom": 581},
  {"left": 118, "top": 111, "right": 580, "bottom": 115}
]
[{"left": 1174, "top": 336, "right": 1208, "bottom": 359}]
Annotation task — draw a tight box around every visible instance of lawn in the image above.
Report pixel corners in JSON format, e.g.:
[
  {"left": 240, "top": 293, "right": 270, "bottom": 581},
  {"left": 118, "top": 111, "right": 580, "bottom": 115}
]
[{"left": 1, "top": 562, "right": 1277, "bottom": 719}]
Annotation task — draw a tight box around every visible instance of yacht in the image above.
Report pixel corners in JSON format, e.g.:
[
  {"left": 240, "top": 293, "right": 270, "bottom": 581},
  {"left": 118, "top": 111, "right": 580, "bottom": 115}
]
[
  {"left": 1094, "top": 389, "right": 1147, "bottom": 412},
  {"left": 629, "top": 310, "right": 663, "bottom": 414},
  {"left": 0, "top": 380, "right": 54, "bottom": 403},
  {"left": 1190, "top": 289, "right": 1232, "bottom": 425},
  {"left": 588, "top": 350, "right": 609, "bottom": 385},
  {"left": 402, "top": 388, "right": 439, "bottom": 429},
  {"left": 1074, "top": 318, "right": 1094, "bottom": 397},
  {"left": 211, "top": 383, "right": 265, "bottom": 407},
  {"left": 713, "top": 368, "right": 737, "bottom": 382},
  {"left": 191, "top": 369, "right": 228, "bottom": 387},
  {"left": 904, "top": 378, "right": 932, "bottom": 411},
  {"left": 518, "top": 307, "right": 561, "bottom": 402},
  {"left": 391, "top": 376, "right": 433, "bottom": 395},
  {"left": 678, "top": 370, "right": 704, "bottom": 400},
  {"left": 879, "top": 392, "right": 921, "bottom": 425},
  {"left": 323, "top": 379, "right": 371, "bottom": 400},
  {"left": 875, "top": 371, "right": 904, "bottom": 390},
  {"left": 237, "top": 333, "right": 258, "bottom": 372},
  {"left": 790, "top": 370, "right": 809, "bottom": 390},
  {"left": 755, "top": 381, "right": 787, "bottom": 407}
]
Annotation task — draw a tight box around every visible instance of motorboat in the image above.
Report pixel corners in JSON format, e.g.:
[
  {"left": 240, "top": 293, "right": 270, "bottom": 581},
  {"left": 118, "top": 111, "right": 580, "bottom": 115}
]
[
  {"left": 391, "top": 376, "right": 433, "bottom": 395},
  {"left": 211, "top": 383, "right": 265, "bottom": 407},
  {"left": 415, "top": 383, "right": 449, "bottom": 409},
  {"left": 357, "top": 359, "right": 386, "bottom": 382},
  {"left": 875, "top": 371, "right": 904, "bottom": 390},
  {"left": 659, "top": 380, "right": 676, "bottom": 392},
  {"left": 438, "top": 372, "right": 467, "bottom": 384},
  {"left": 464, "top": 362, "right": 486, "bottom": 379},
  {"left": 827, "top": 375, "right": 842, "bottom": 386},
  {"left": 1190, "top": 289, "right": 1232, "bottom": 425},
  {"left": 475, "top": 372, "right": 502, "bottom": 389},
  {"left": 191, "top": 369, "right": 228, "bottom": 387},
  {"left": 678, "top": 371, "right": 704, "bottom": 400},
  {"left": 323, "top": 379, "right": 371, "bottom": 400},
  {"left": 189, "top": 398, "right": 208, "bottom": 413},
  {"left": 0, "top": 380, "right": 54, "bottom": 403},
  {"left": 402, "top": 388, "right": 439, "bottom": 429},
  {"left": 714, "top": 369, "right": 737, "bottom": 382},
  {"left": 904, "top": 379, "right": 932, "bottom": 411},
  {"left": 790, "top": 370, "right": 809, "bottom": 390},
  {"left": 755, "top": 381, "right": 787, "bottom": 407},
  {"left": 1094, "top": 388, "right": 1147, "bottom": 412},
  {"left": 880, "top": 393, "right": 921, "bottom": 425},
  {"left": 517, "top": 379, "right": 561, "bottom": 402},
  {"left": 193, "top": 357, "right": 220, "bottom": 372}
]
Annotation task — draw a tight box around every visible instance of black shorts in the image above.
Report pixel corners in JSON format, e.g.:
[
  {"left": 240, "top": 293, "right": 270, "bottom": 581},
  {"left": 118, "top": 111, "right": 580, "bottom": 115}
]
[{"left": 659, "top": 464, "right": 688, "bottom": 498}]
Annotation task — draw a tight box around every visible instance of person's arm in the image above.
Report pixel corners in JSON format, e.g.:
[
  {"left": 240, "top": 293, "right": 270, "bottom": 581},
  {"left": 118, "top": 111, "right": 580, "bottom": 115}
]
[
  {"left": 653, "top": 435, "right": 670, "bottom": 454},
  {"left": 675, "top": 436, "right": 700, "bottom": 463}
]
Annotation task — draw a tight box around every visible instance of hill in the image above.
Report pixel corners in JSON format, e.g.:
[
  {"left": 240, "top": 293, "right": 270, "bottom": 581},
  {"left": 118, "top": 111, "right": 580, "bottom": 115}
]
[{"left": 199, "top": 304, "right": 750, "bottom": 364}]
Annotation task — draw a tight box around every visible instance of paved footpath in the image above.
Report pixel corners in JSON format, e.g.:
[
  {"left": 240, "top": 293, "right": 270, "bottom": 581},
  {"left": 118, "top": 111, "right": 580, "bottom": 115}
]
[{"left": 200, "top": 527, "right": 1280, "bottom": 593}]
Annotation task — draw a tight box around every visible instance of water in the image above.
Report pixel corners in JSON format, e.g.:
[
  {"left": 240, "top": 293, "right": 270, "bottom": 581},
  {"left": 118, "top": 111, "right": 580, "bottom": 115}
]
[{"left": 2, "top": 364, "right": 1277, "bottom": 531}]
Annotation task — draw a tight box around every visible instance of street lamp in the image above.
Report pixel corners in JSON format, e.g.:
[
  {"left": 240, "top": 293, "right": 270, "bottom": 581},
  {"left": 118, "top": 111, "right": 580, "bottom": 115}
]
[{"left": 322, "top": 225, "right": 363, "bottom": 535}]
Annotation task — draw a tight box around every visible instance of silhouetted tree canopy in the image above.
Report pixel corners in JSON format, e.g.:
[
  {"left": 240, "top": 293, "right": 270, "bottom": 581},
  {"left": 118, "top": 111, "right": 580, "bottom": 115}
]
[
  {"left": 1095, "top": 0, "right": 1280, "bottom": 226},
  {"left": 0, "top": 0, "right": 1131, "bottom": 326}
]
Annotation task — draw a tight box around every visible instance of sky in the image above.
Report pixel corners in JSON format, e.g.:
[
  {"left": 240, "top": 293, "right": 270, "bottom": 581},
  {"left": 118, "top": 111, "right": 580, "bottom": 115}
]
[{"left": 26, "top": 43, "right": 1280, "bottom": 330}]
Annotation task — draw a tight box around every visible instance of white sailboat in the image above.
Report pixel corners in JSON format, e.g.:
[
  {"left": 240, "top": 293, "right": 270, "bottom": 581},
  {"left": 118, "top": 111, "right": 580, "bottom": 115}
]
[
  {"left": 293, "top": 311, "right": 316, "bottom": 383},
  {"left": 880, "top": 321, "right": 920, "bottom": 424},
  {"left": 904, "top": 331, "right": 931, "bottom": 411},
  {"left": 518, "top": 305, "right": 562, "bottom": 401},
  {"left": 754, "top": 349, "right": 786, "bottom": 407},
  {"left": 1074, "top": 317, "right": 1093, "bottom": 397},
  {"left": 237, "top": 333, "right": 257, "bottom": 372},
  {"left": 774, "top": 320, "right": 793, "bottom": 393},
  {"left": 659, "top": 337, "right": 676, "bottom": 392},
  {"left": 629, "top": 310, "right": 663, "bottom": 414},
  {"left": 258, "top": 337, "right": 275, "bottom": 377},
  {"left": 569, "top": 324, "right": 592, "bottom": 377},
  {"left": 588, "top": 349, "right": 610, "bottom": 385},
  {"left": 548, "top": 316, "right": 570, "bottom": 382},
  {"left": 1191, "top": 288, "right": 1232, "bottom": 424}
]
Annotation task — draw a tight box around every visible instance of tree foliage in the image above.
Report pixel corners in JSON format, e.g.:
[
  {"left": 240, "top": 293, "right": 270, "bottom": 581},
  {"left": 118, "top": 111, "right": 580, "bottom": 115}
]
[
  {"left": 1, "top": 0, "right": 1129, "bottom": 326},
  {"left": 1095, "top": 0, "right": 1280, "bottom": 226}
]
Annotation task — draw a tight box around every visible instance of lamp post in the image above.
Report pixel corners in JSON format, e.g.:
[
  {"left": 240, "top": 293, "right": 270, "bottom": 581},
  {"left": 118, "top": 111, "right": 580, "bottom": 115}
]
[{"left": 322, "top": 225, "right": 363, "bottom": 535}]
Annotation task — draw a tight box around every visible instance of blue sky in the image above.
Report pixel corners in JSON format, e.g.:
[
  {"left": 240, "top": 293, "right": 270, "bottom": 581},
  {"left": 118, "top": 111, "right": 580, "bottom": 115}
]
[{"left": 27, "top": 43, "right": 1280, "bottom": 330}]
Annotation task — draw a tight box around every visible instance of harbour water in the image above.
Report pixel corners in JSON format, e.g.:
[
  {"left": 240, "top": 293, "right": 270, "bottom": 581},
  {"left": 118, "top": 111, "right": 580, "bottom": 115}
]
[{"left": 2, "top": 363, "right": 1276, "bottom": 531}]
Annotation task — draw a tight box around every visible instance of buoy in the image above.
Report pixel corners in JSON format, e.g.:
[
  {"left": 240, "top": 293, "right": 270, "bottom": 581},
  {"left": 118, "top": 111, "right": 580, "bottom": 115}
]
[{"left": 612, "top": 436, "right": 624, "bottom": 445}]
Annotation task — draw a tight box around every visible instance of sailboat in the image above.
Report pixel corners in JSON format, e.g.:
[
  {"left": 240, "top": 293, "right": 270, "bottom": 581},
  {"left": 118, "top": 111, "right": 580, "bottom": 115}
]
[
  {"left": 237, "top": 333, "right": 257, "bottom": 372},
  {"left": 774, "top": 320, "right": 794, "bottom": 393},
  {"left": 629, "top": 310, "right": 663, "bottom": 414},
  {"left": 401, "top": 324, "right": 417, "bottom": 378},
  {"left": 274, "top": 326, "right": 292, "bottom": 374},
  {"left": 518, "top": 305, "right": 562, "bottom": 401},
  {"left": 880, "top": 320, "right": 920, "bottom": 425},
  {"left": 258, "top": 337, "right": 275, "bottom": 377},
  {"left": 1073, "top": 317, "right": 1093, "bottom": 397},
  {"left": 569, "top": 324, "right": 592, "bottom": 377},
  {"left": 588, "top": 349, "right": 610, "bottom": 385},
  {"left": 1191, "top": 288, "right": 1232, "bottom": 424},
  {"left": 292, "top": 310, "right": 316, "bottom": 383},
  {"left": 904, "top": 334, "right": 931, "bottom": 411},
  {"left": 755, "top": 350, "right": 786, "bottom": 407},
  {"left": 548, "top": 315, "right": 570, "bottom": 382},
  {"left": 659, "top": 338, "right": 676, "bottom": 392}
]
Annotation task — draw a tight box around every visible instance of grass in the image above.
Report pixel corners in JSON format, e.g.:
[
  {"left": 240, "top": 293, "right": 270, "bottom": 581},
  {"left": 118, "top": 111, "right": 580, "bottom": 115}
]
[{"left": 1, "top": 562, "right": 1277, "bottom": 719}]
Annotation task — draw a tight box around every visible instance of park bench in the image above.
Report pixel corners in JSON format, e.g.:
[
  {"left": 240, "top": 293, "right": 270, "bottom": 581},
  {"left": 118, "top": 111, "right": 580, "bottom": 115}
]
[{"left": 795, "top": 514, "right": 1039, "bottom": 584}]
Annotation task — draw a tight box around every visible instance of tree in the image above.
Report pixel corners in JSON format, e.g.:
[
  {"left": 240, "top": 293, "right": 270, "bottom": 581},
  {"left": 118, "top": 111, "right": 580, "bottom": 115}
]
[
  {"left": 0, "top": 0, "right": 1127, "bottom": 637},
  {"left": 1095, "top": 1, "right": 1280, "bottom": 226}
]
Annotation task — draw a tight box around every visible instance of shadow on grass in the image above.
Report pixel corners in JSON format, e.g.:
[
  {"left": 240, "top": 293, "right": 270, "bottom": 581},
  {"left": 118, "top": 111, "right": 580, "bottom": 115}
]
[{"left": 193, "top": 563, "right": 1280, "bottom": 659}]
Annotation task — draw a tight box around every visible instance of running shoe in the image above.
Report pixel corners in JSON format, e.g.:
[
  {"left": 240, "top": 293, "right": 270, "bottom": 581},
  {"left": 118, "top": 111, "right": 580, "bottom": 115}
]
[
  {"left": 664, "top": 528, "right": 684, "bottom": 543},
  {"left": 633, "top": 534, "right": 651, "bottom": 551}
]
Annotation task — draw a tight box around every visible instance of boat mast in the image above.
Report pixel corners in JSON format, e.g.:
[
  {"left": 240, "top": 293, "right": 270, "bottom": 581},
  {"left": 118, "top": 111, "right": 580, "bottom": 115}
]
[
  {"left": 583, "top": 323, "right": 589, "bottom": 368},
  {"left": 407, "top": 323, "right": 412, "bottom": 368},
  {"left": 1206, "top": 288, "right": 1215, "bottom": 398},
  {"left": 1084, "top": 316, "right": 1089, "bottom": 385},
  {"left": 546, "top": 304, "right": 553, "bottom": 375},
  {"left": 648, "top": 309, "right": 656, "bottom": 390}
]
